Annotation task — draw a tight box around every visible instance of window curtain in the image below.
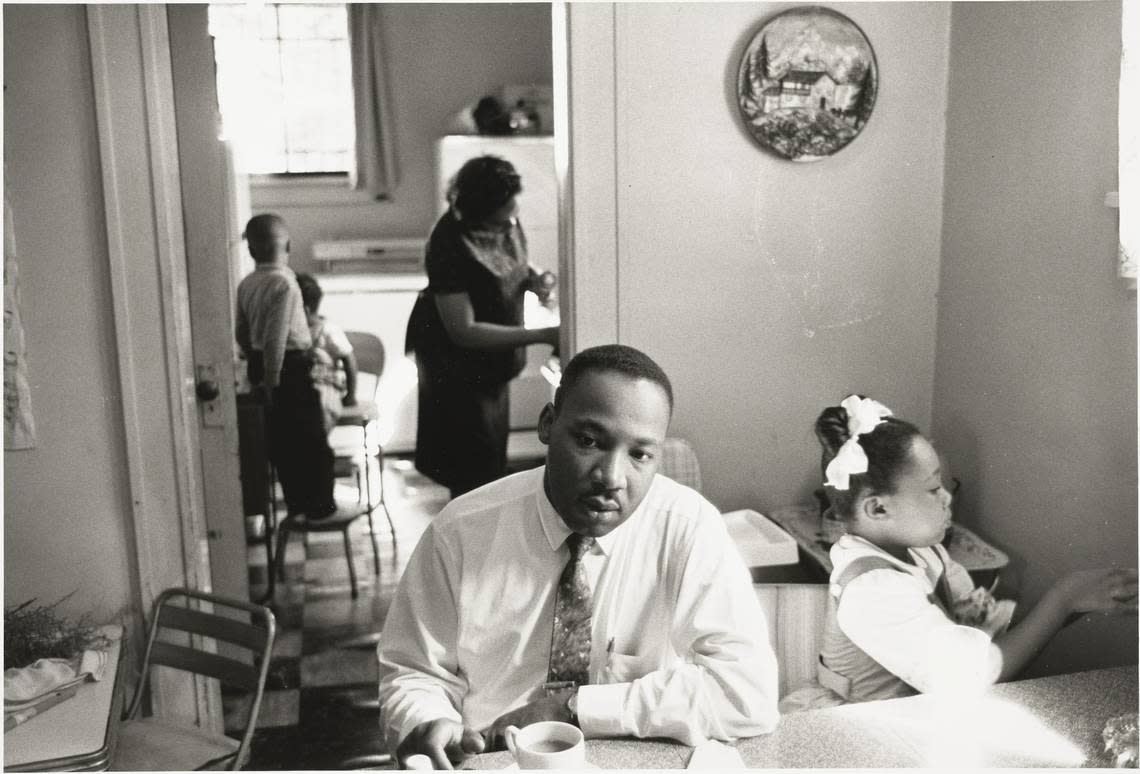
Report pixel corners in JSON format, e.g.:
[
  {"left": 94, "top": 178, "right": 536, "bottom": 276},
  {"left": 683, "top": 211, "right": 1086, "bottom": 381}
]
[
  {"left": 1120, "top": 0, "right": 1136, "bottom": 287},
  {"left": 348, "top": 4, "right": 400, "bottom": 200}
]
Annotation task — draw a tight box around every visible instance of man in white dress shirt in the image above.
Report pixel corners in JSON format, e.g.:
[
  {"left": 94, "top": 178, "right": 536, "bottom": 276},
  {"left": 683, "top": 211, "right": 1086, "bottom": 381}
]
[{"left": 377, "top": 344, "right": 779, "bottom": 768}]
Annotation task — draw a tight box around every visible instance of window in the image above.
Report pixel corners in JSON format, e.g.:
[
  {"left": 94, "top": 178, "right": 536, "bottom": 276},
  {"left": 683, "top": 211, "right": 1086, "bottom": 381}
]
[{"left": 208, "top": 3, "right": 354, "bottom": 175}]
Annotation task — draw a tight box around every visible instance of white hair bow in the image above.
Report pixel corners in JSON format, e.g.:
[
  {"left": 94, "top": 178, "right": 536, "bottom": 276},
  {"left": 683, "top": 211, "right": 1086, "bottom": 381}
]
[{"left": 824, "top": 395, "right": 894, "bottom": 491}]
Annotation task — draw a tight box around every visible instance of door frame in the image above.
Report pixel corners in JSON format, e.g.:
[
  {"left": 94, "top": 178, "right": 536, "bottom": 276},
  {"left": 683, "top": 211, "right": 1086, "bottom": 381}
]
[
  {"left": 167, "top": 3, "right": 250, "bottom": 609},
  {"left": 553, "top": 1, "right": 620, "bottom": 354},
  {"left": 87, "top": 3, "right": 218, "bottom": 728}
]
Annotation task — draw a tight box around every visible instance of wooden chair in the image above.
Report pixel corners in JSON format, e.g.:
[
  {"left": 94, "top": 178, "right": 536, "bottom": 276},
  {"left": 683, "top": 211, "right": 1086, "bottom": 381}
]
[
  {"left": 112, "top": 588, "right": 276, "bottom": 771},
  {"left": 753, "top": 583, "right": 830, "bottom": 698}
]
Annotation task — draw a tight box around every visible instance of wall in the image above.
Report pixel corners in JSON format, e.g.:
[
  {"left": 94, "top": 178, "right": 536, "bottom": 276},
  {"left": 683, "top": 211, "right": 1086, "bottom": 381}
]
[
  {"left": 3, "top": 5, "right": 137, "bottom": 622},
  {"left": 585, "top": 3, "right": 952, "bottom": 510},
  {"left": 934, "top": 0, "right": 1135, "bottom": 675},
  {"left": 252, "top": 2, "right": 554, "bottom": 274}
]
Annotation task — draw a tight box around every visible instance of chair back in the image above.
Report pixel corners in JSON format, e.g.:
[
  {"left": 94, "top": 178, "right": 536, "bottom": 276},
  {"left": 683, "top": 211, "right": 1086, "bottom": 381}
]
[
  {"left": 345, "top": 331, "right": 385, "bottom": 401},
  {"left": 753, "top": 583, "right": 830, "bottom": 698},
  {"left": 659, "top": 437, "right": 702, "bottom": 493},
  {"left": 126, "top": 588, "right": 276, "bottom": 770}
]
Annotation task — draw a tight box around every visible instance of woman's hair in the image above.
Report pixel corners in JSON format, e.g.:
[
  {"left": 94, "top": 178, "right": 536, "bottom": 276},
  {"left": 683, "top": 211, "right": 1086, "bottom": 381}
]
[
  {"left": 448, "top": 155, "right": 521, "bottom": 224},
  {"left": 815, "top": 399, "right": 923, "bottom": 520}
]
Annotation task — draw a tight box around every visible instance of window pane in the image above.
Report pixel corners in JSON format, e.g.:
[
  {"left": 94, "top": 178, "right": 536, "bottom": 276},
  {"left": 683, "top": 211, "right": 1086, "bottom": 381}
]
[
  {"left": 209, "top": 4, "right": 279, "bottom": 39},
  {"left": 279, "top": 4, "right": 346, "bottom": 39},
  {"left": 281, "top": 39, "right": 353, "bottom": 158},
  {"left": 210, "top": 3, "right": 352, "bottom": 175}
]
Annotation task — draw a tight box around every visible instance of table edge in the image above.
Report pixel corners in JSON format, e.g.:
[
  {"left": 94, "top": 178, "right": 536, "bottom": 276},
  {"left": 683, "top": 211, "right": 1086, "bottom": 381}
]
[{"left": 3, "top": 629, "right": 126, "bottom": 773}]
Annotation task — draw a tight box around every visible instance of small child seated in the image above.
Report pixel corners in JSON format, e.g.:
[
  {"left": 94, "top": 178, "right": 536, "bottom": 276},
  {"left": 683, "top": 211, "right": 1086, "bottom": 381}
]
[
  {"left": 295, "top": 273, "right": 358, "bottom": 434},
  {"left": 780, "top": 394, "right": 1138, "bottom": 712}
]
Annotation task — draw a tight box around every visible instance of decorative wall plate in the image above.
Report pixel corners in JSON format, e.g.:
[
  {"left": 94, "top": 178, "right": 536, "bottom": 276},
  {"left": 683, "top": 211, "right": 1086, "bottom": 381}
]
[{"left": 737, "top": 6, "right": 878, "bottom": 161}]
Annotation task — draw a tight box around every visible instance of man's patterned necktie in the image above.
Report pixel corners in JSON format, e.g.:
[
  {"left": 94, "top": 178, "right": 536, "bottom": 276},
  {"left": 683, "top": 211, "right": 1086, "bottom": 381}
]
[{"left": 548, "top": 533, "right": 594, "bottom": 686}]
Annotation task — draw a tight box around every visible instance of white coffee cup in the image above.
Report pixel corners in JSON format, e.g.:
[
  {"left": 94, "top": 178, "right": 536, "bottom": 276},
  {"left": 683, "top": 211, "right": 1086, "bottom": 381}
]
[{"left": 504, "top": 721, "right": 585, "bottom": 769}]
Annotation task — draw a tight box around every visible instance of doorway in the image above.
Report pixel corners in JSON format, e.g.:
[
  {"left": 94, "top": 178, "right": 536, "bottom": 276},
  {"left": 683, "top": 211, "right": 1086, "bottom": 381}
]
[{"left": 167, "top": 5, "right": 566, "bottom": 760}]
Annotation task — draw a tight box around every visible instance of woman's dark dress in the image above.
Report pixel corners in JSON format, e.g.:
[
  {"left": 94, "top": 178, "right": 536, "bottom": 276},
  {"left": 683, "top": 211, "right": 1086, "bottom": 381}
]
[{"left": 408, "top": 208, "right": 530, "bottom": 496}]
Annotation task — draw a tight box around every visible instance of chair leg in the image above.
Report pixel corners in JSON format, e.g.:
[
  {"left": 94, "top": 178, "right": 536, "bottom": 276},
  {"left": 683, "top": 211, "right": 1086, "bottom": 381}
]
[
  {"left": 255, "top": 464, "right": 282, "bottom": 604},
  {"left": 275, "top": 521, "right": 291, "bottom": 583},
  {"left": 368, "top": 508, "right": 381, "bottom": 577},
  {"left": 343, "top": 527, "right": 358, "bottom": 599},
  {"left": 362, "top": 426, "right": 374, "bottom": 512},
  {"left": 371, "top": 445, "right": 398, "bottom": 554}
]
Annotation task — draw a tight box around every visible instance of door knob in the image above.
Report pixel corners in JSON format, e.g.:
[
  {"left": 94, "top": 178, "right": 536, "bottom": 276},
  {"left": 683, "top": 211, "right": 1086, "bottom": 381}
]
[{"left": 196, "top": 379, "right": 220, "bottom": 402}]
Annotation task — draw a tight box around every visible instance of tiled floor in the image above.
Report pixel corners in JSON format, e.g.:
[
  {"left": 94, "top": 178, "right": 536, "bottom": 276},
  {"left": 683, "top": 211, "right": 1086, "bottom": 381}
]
[{"left": 227, "top": 457, "right": 448, "bottom": 770}]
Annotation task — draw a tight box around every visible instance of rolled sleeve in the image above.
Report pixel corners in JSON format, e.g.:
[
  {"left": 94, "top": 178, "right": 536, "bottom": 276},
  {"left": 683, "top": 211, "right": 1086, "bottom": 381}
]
[
  {"left": 577, "top": 682, "right": 632, "bottom": 737},
  {"left": 838, "top": 570, "right": 1003, "bottom": 697},
  {"left": 261, "top": 282, "right": 294, "bottom": 388},
  {"left": 377, "top": 526, "right": 468, "bottom": 751}
]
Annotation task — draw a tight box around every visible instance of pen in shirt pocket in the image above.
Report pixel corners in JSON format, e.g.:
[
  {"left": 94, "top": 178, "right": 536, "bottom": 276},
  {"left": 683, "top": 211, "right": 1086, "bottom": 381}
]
[{"left": 606, "top": 637, "right": 615, "bottom": 668}]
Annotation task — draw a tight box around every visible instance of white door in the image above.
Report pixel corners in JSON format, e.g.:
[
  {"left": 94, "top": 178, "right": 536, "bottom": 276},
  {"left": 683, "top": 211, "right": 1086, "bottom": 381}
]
[
  {"left": 167, "top": 5, "right": 249, "bottom": 602},
  {"left": 87, "top": 3, "right": 235, "bottom": 729}
]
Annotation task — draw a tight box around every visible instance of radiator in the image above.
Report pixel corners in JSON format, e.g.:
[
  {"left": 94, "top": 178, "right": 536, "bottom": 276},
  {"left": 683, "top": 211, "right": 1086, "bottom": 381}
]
[{"left": 311, "top": 237, "right": 424, "bottom": 272}]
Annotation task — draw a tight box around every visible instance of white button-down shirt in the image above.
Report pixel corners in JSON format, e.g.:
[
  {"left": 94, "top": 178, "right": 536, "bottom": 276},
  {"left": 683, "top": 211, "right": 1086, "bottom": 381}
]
[
  {"left": 376, "top": 467, "right": 779, "bottom": 749},
  {"left": 234, "top": 263, "right": 311, "bottom": 387},
  {"left": 830, "top": 534, "right": 1004, "bottom": 697}
]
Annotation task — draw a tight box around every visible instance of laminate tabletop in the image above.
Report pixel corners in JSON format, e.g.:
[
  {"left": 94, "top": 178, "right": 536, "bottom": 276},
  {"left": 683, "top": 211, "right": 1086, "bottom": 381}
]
[{"left": 467, "top": 665, "right": 1137, "bottom": 769}]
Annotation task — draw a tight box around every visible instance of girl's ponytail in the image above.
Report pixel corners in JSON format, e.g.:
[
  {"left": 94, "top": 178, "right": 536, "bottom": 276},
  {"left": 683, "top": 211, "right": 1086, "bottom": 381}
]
[{"left": 814, "top": 396, "right": 922, "bottom": 520}]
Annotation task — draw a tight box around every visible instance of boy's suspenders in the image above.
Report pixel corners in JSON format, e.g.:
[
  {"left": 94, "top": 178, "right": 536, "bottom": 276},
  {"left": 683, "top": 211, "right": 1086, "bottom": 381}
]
[{"left": 816, "top": 553, "right": 954, "bottom": 700}]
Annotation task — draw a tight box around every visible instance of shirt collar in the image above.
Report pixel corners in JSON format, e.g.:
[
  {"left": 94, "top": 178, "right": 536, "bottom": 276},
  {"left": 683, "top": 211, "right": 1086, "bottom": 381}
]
[
  {"left": 254, "top": 262, "right": 292, "bottom": 275},
  {"left": 839, "top": 534, "right": 940, "bottom": 587},
  {"left": 534, "top": 468, "right": 618, "bottom": 557}
]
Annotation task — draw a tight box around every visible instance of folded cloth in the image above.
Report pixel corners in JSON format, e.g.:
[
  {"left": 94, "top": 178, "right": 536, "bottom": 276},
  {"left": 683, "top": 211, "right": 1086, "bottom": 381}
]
[
  {"left": 5, "top": 648, "right": 108, "bottom": 709},
  {"left": 687, "top": 739, "right": 745, "bottom": 769}
]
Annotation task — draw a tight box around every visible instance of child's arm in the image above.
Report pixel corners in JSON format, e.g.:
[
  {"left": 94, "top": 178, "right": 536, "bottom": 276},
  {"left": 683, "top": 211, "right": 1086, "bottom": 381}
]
[
  {"left": 341, "top": 352, "right": 358, "bottom": 407},
  {"left": 262, "top": 284, "right": 297, "bottom": 389},
  {"left": 235, "top": 301, "right": 251, "bottom": 357},
  {"left": 993, "top": 567, "right": 1137, "bottom": 681}
]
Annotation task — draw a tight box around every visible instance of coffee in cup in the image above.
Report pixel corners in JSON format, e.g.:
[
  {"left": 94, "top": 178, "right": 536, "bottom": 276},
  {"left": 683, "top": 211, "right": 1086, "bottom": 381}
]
[{"left": 504, "top": 721, "right": 585, "bottom": 769}]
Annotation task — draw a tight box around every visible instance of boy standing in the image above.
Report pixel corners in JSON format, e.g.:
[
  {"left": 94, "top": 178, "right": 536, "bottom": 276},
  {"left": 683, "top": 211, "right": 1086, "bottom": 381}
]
[{"left": 235, "top": 214, "right": 337, "bottom": 520}]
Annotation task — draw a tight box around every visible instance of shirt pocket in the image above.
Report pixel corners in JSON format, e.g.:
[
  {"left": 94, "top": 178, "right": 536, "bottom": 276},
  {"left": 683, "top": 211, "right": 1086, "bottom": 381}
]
[{"left": 602, "top": 652, "right": 656, "bottom": 684}]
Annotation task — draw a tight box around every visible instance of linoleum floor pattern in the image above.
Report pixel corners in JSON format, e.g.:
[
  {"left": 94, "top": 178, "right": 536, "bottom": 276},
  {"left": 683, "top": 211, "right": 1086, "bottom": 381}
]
[{"left": 227, "top": 458, "right": 447, "bottom": 770}]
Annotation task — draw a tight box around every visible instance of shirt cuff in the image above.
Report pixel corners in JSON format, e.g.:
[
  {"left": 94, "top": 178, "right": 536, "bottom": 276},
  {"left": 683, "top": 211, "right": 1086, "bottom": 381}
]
[
  {"left": 576, "top": 682, "right": 630, "bottom": 737},
  {"left": 393, "top": 702, "right": 464, "bottom": 750}
]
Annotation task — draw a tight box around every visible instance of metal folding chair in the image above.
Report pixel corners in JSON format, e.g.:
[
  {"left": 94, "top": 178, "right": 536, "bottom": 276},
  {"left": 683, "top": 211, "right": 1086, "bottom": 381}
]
[{"left": 113, "top": 588, "right": 276, "bottom": 771}]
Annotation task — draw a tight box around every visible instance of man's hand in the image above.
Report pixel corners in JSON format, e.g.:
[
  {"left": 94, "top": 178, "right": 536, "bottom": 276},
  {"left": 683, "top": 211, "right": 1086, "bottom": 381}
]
[
  {"left": 396, "top": 719, "right": 485, "bottom": 770},
  {"left": 485, "top": 694, "right": 572, "bottom": 752}
]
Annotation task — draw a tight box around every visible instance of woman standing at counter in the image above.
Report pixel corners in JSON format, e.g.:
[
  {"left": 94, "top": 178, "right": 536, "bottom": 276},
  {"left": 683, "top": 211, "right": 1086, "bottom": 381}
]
[{"left": 408, "top": 155, "right": 559, "bottom": 499}]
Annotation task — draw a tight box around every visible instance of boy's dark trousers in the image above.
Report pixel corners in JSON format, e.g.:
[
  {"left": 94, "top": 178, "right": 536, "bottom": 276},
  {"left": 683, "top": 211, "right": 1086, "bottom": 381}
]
[{"left": 252, "top": 349, "right": 336, "bottom": 518}]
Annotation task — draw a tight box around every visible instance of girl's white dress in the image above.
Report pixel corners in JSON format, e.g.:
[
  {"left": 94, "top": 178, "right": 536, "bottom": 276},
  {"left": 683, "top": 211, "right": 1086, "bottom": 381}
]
[{"left": 779, "top": 533, "right": 1014, "bottom": 712}]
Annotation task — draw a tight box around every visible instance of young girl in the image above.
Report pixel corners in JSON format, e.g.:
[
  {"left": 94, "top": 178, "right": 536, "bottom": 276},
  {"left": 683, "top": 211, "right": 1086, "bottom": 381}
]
[{"left": 780, "top": 394, "right": 1137, "bottom": 712}]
